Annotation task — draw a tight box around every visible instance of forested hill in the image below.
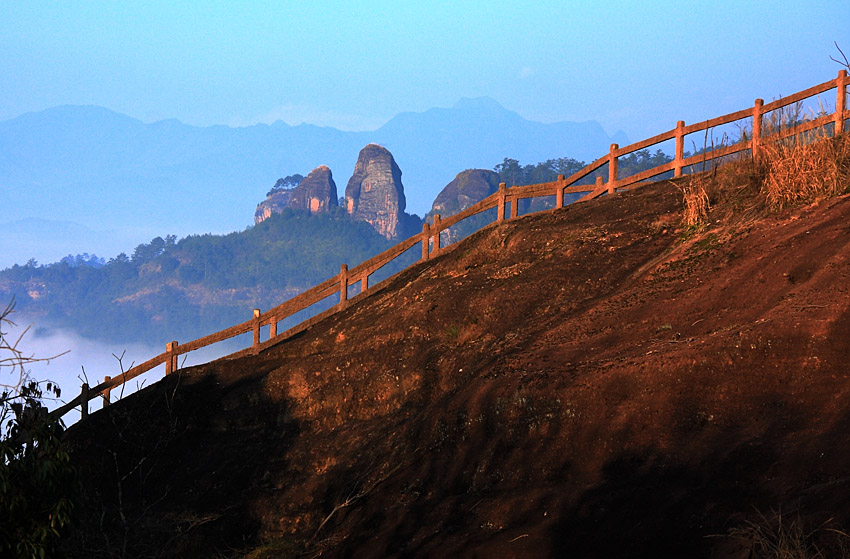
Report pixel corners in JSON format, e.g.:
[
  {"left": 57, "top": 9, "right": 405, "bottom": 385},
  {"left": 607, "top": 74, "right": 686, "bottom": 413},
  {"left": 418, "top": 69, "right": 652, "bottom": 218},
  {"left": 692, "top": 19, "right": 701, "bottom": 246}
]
[
  {"left": 0, "top": 209, "right": 398, "bottom": 345},
  {"left": 0, "top": 149, "right": 672, "bottom": 347}
]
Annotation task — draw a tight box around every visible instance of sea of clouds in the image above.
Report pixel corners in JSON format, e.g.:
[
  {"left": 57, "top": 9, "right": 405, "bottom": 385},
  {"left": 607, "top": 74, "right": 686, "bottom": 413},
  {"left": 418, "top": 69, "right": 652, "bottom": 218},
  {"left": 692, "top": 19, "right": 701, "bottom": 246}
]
[{"left": 5, "top": 314, "right": 242, "bottom": 426}]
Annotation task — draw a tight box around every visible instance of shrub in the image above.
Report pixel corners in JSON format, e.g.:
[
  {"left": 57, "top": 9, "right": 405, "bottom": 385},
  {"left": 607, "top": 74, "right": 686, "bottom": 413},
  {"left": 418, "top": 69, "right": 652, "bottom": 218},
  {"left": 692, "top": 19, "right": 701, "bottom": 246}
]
[{"left": 0, "top": 300, "right": 76, "bottom": 558}]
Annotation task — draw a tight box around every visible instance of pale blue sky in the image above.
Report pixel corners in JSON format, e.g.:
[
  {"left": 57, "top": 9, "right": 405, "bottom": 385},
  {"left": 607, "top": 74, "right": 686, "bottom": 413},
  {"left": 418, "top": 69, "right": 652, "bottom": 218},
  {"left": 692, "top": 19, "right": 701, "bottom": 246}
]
[{"left": 2, "top": 1, "right": 848, "bottom": 139}]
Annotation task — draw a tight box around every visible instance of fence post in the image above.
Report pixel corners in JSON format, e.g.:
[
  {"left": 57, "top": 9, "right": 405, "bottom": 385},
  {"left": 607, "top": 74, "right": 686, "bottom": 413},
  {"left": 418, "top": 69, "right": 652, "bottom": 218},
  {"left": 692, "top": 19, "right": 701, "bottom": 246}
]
[
  {"left": 421, "top": 222, "right": 430, "bottom": 260},
  {"left": 595, "top": 176, "right": 604, "bottom": 193},
  {"left": 80, "top": 383, "right": 89, "bottom": 419},
  {"left": 102, "top": 376, "right": 111, "bottom": 407},
  {"left": 674, "top": 121, "right": 685, "bottom": 178},
  {"left": 339, "top": 264, "right": 348, "bottom": 305},
  {"left": 509, "top": 190, "right": 518, "bottom": 219},
  {"left": 608, "top": 144, "right": 618, "bottom": 195},
  {"left": 752, "top": 98, "right": 764, "bottom": 157},
  {"left": 555, "top": 174, "right": 565, "bottom": 209},
  {"left": 361, "top": 271, "right": 369, "bottom": 293},
  {"left": 165, "top": 341, "right": 177, "bottom": 375},
  {"left": 497, "top": 183, "right": 507, "bottom": 221},
  {"left": 836, "top": 69, "right": 847, "bottom": 135},
  {"left": 252, "top": 309, "right": 261, "bottom": 348},
  {"left": 269, "top": 317, "right": 277, "bottom": 339},
  {"left": 432, "top": 214, "right": 441, "bottom": 255}
]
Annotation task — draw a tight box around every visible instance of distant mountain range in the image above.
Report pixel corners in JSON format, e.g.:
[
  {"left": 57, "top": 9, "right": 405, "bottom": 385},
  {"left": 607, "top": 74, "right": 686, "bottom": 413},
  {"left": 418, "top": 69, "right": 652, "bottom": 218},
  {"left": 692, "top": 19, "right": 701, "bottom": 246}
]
[{"left": 0, "top": 99, "right": 626, "bottom": 268}]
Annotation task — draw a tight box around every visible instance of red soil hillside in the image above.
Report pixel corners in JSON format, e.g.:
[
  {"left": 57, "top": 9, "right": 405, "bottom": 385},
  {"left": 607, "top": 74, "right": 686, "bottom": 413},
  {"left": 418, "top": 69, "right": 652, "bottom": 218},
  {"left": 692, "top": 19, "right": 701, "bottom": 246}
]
[{"left": 62, "top": 176, "right": 850, "bottom": 558}]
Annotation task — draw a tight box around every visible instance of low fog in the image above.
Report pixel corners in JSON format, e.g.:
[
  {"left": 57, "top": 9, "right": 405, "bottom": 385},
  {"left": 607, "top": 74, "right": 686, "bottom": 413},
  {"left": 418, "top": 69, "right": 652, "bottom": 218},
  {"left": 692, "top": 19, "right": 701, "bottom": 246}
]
[{"left": 5, "top": 314, "right": 242, "bottom": 426}]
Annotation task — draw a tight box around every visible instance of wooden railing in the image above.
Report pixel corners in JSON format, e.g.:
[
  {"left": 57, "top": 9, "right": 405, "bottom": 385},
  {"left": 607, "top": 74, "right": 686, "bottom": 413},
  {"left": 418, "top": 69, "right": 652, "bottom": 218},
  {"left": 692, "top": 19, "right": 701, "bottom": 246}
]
[{"left": 51, "top": 70, "right": 849, "bottom": 421}]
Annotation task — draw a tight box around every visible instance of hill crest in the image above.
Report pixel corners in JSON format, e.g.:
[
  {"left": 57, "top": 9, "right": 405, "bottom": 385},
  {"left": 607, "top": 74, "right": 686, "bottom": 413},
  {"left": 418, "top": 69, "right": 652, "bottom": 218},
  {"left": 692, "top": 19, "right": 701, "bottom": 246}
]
[{"left": 61, "top": 175, "right": 850, "bottom": 558}]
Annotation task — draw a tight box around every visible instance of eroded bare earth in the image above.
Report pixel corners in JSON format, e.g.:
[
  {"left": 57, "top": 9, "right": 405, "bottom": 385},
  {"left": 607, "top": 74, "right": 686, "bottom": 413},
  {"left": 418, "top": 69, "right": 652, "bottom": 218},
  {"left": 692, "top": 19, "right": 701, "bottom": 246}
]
[{"left": 64, "top": 180, "right": 850, "bottom": 558}]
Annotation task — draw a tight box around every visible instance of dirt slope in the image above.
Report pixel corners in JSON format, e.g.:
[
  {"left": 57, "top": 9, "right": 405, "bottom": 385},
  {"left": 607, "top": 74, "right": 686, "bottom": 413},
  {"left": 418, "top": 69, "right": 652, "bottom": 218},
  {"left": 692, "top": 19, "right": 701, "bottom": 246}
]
[{"left": 62, "top": 179, "right": 850, "bottom": 558}]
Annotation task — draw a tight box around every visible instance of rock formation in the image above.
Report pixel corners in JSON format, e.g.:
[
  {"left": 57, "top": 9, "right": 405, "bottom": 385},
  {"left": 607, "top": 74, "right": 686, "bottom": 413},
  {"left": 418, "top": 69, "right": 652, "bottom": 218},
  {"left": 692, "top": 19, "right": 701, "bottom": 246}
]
[
  {"left": 430, "top": 169, "right": 502, "bottom": 217},
  {"left": 344, "top": 144, "right": 407, "bottom": 239},
  {"left": 427, "top": 169, "right": 502, "bottom": 246},
  {"left": 255, "top": 166, "right": 338, "bottom": 224}
]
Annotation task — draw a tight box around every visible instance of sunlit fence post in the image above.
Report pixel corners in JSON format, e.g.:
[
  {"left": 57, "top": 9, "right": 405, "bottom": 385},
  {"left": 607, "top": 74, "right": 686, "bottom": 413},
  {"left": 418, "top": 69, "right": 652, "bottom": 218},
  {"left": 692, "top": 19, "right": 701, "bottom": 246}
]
[
  {"left": 497, "top": 183, "right": 507, "bottom": 221},
  {"left": 432, "top": 214, "right": 441, "bottom": 254},
  {"left": 339, "top": 264, "right": 348, "bottom": 305},
  {"left": 421, "top": 222, "right": 431, "bottom": 260},
  {"left": 836, "top": 69, "right": 847, "bottom": 135},
  {"left": 608, "top": 143, "right": 619, "bottom": 195},
  {"left": 555, "top": 174, "right": 565, "bottom": 209},
  {"left": 165, "top": 341, "right": 178, "bottom": 375},
  {"left": 752, "top": 98, "right": 764, "bottom": 157},
  {"left": 674, "top": 120, "right": 685, "bottom": 178},
  {"left": 252, "top": 309, "right": 261, "bottom": 348}
]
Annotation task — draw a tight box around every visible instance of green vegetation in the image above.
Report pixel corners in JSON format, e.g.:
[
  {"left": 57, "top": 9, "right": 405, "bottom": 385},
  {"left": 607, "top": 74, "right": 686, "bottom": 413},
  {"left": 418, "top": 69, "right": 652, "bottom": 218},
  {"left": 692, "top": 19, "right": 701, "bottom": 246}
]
[
  {"left": 1, "top": 301, "right": 76, "bottom": 558},
  {"left": 0, "top": 209, "right": 400, "bottom": 345},
  {"left": 266, "top": 173, "right": 304, "bottom": 197},
  {"left": 494, "top": 156, "right": 587, "bottom": 186},
  {"left": 0, "top": 148, "right": 678, "bottom": 348},
  {"left": 493, "top": 149, "right": 673, "bottom": 188}
]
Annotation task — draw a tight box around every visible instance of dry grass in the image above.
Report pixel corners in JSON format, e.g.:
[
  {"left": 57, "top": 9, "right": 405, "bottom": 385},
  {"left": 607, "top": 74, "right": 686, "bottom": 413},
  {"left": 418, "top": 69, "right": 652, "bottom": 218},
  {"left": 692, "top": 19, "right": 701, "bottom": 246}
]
[
  {"left": 759, "top": 132, "right": 850, "bottom": 209},
  {"left": 749, "top": 101, "right": 849, "bottom": 210},
  {"left": 727, "top": 509, "right": 850, "bottom": 559},
  {"left": 677, "top": 129, "right": 850, "bottom": 226},
  {"left": 677, "top": 90, "right": 850, "bottom": 226},
  {"left": 678, "top": 176, "right": 711, "bottom": 226}
]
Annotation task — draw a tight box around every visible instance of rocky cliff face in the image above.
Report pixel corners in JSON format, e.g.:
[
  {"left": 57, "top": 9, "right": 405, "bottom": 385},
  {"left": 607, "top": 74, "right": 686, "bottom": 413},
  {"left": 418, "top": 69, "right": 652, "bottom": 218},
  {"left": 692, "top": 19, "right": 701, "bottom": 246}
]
[
  {"left": 344, "top": 144, "right": 406, "bottom": 239},
  {"left": 430, "top": 169, "right": 501, "bottom": 217},
  {"left": 428, "top": 169, "right": 502, "bottom": 245},
  {"left": 255, "top": 165, "right": 338, "bottom": 224}
]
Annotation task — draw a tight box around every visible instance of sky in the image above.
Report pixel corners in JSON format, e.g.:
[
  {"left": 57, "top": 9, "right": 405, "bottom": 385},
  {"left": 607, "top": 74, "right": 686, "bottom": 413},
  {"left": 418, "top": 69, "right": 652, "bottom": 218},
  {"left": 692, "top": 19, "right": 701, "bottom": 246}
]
[
  {"left": 2, "top": 1, "right": 848, "bottom": 141},
  {"left": 2, "top": 0, "right": 849, "bottom": 420}
]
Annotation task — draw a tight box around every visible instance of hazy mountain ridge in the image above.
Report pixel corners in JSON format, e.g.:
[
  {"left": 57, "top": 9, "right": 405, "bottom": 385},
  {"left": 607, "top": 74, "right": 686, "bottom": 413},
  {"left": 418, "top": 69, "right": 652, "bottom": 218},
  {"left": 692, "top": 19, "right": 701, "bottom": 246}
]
[{"left": 1, "top": 100, "right": 625, "bottom": 267}]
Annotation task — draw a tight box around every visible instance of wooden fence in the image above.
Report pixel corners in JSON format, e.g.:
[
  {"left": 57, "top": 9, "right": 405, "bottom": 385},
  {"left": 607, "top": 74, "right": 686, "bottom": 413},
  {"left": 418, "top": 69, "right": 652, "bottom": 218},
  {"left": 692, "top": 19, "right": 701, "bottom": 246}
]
[{"left": 51, "top": 70, "right": 849, "bottom": 421}]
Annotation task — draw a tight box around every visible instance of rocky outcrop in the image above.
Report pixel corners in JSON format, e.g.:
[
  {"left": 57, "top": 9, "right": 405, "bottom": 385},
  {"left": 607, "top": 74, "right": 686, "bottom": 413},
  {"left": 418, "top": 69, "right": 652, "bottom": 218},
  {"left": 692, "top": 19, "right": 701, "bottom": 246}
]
[
  {"left": 427, "top": 169, "right": 502, "bottom": 246},
  {"left": 430, "top": 169, "right": 501, "bottom": 217},
  {"left": 255, "top": 190, "right": 293, "bottom": 224},
  {"left": 344, "top": 144, "right": 406, "bottom": 239},
  {"left": 255, "top": 166, "right": 338, "bottom": 224}
]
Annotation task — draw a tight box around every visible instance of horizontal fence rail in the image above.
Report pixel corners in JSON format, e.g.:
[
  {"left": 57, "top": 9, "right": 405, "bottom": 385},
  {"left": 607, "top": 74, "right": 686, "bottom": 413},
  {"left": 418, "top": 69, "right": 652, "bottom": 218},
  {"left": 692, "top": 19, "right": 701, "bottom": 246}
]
[{"left": 51, "top": 70, "right": 849, "bottom": 422}]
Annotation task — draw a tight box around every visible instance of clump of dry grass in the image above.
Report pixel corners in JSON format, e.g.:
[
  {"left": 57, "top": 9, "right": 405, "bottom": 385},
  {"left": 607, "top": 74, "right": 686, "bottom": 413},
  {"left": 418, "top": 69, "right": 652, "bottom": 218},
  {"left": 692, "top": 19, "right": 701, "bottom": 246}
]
[
  {"left": 678, "top": 176, "right": 711, "bottom": 226},
  {"left": 758, "top": 132, "right": 850, "bottom": 209},
  {"left": 677, "top": 130, "right": 850, "bottom": 226},
  {"left": 727, "top": 509, "right": 850, "bottom": 559}
]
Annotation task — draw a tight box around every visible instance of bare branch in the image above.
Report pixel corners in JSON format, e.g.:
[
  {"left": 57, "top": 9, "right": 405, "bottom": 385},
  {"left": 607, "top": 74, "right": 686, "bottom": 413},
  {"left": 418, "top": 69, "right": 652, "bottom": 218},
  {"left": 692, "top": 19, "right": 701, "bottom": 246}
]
[
  {"left": 310, "top": 463, "right": 401, "bottom": 543},
  {"left": 1, "top": 297, "right": 66, "bottom": 398},
  {"left": 112, "top": 350, "right": 134, "bottom": 400},
  {"left": 830, "top": 42, "right": 850, "bottom": 71}
]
